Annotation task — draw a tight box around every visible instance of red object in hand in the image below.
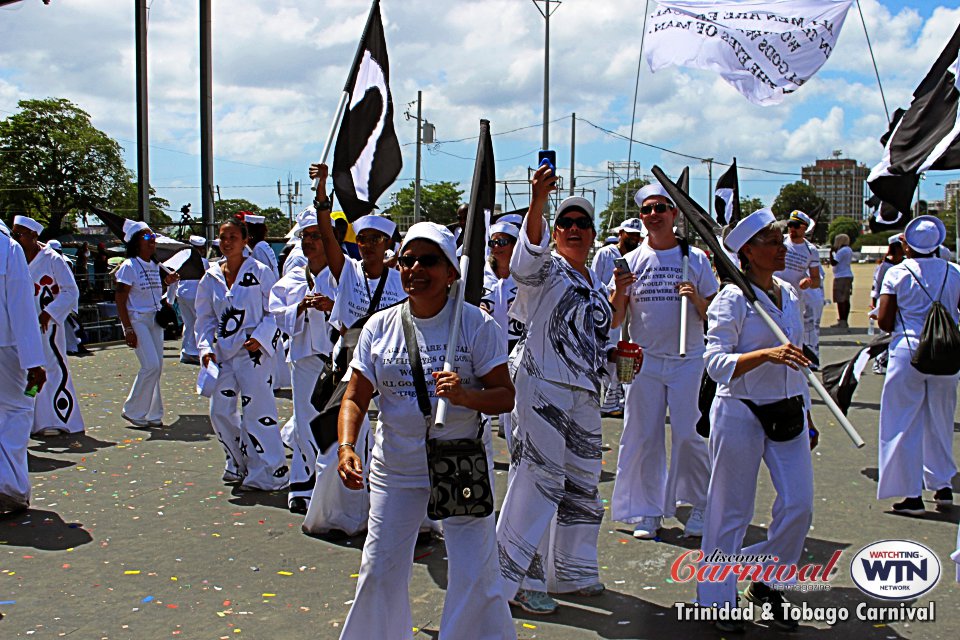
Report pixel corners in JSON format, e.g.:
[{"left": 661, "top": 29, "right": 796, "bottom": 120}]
[{"left": 616, "top": 341, "right": 641, "bottom": 383}]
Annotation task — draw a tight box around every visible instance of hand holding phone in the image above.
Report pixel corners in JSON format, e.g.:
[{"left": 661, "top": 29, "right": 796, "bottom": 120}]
[
  {"left": 613, "top": 257, "right": 630, "bottom": 272},
  {"left": 538, "top": 149, "right": 556, "bottom": 174}
]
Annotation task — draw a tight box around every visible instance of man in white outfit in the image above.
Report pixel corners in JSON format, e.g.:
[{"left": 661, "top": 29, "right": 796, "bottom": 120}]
[
  {"left": 608, "top": 185, "right": 717, "bottom": 540},
  {"left": 0, "top": 219, "right": 46, "bottom": 513},
  {"left": 592, "top": 217, "right": 644, "bottom": 418},
  {"left": 11, "top": 216, "right": 84, "bottom": 436},
  {"left": 774, "top": 210, "right": 822, "bottom": 367}
]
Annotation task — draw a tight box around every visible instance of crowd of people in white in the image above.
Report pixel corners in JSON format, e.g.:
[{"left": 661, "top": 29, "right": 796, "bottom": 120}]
[{"left": 1, "top": 162, "right": 959, "bottom": 637}]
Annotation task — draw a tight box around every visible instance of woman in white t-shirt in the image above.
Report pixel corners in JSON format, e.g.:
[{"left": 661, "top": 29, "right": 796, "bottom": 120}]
[
  {"left": 115, "top": 222, "right": 179, "bottom": 428},
  {"left": 335, "top": 222, "right": 516, "bottom": 640},
  {"left": 876, "top": 216, "right": 960, "bottom": 516},
  {"left": 829, "top": 233, "right": 854, "bottom": 329}
]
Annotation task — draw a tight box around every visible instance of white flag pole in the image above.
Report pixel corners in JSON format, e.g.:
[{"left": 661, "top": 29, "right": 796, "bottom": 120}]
[
  {"left": 310, "top": 92, "right": 350, "bottom": 191},
  {"left": 678, "top": 253, "right": 689, "bottom": 357}
]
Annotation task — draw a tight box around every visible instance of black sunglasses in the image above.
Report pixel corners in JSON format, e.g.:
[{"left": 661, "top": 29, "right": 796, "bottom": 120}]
[
  {"left": 487, "top": 237, "right": 516, "bottom": 248},
  {"left": 398, "top": 254, "right": 444, "bottom": 268},
  {"left": 142, "top": 232, "right": 157, "bottom": 241},
  {"left": 555, "top": 216, "right": 594, "bottom": 230},
  {"left": 639, "top": 203, "right": 674, "bottom": 215}
]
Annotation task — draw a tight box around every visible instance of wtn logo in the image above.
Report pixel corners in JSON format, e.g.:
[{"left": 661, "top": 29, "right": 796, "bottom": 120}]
[
  {"left": 860, "top": 558, "right": 927, "bottom": 583},
  {"left": 851, "top": 541, "right": 940, "bottom": 600}
]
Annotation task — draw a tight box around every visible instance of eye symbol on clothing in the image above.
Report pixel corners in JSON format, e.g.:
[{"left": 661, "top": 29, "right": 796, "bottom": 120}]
[
  {"left": 218, "top": 307, "right": 245, "bottom": 338},
  {"left": 272, "top": 329, "right": 282, "bottom": 349},
  {"left": 220, "top": 389, "right": 237, "bottom": 398},
  {"left": 241, "top": 396, "right": 251, "bottom": 407},
  {"left": 273, "top": 465, "right": 289, "bottom": 478},
  {"left": 258, "top": 417, "right": 278, "bottom": 427},
  {"left": 38, "top": 285, "right": 55, "bottom": 311},
  {"left": 249, "top": 433, "right": 265, "bottom": 453},
  {"left": 238, "top": 273, "right": 260, "bottom": 287}
]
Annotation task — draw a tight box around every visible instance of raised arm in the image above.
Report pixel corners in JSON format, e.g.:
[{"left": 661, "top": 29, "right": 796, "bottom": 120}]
[{"left": 309, "top": 163, "right": 345, "bottom": 282}]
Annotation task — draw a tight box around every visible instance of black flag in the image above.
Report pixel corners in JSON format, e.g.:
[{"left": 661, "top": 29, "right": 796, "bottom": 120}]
[
  {"left": 332, "top": 0, "right": 402, "bottom": 221},
  {"left": 868, "top": 25, "right": 960, "bottom": 214},
  {"left": 865, "top": 194, "right": 910, "bottom": 233},
  {"left": 675, "top": 166, "right": 691, "bottom": 238},
  {"left": 713, "top": 159, "right": 741, "bottom": 226},
  {"left": 821, "top": 334, "right": 892, "bottom": 414},
  {"left": 462, "top": 120, "right": 495, "bottom": 307},
  {"left": 91, "top": 206, "right": 206, "bottom": 280}
]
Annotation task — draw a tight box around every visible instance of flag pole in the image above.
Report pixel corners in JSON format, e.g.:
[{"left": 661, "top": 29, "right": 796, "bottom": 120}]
[
  {"left": 651, "top": 166, "right": 865, "bottom": 448},
  {"left": 435, "top": 120, "right": 492, "bottom": 428},
  {"left": 311, "top": 0, "right": 381, "bottom": 191},
  {"left": 678, "top": 250, "right": 689, "bottom": 357}
]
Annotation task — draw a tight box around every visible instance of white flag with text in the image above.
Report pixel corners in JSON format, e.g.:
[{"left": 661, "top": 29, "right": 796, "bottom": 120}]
[{"left": 645, "top": 0, "right": 853, "bottom": 106}]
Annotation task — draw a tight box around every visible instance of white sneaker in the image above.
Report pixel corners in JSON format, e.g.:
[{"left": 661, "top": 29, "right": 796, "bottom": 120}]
[
  {"left": 683, "top": 507, "right": 705, "bottom": 537},
  {"left": 633, "top": 516, "right": 661, "bottom": 540}
]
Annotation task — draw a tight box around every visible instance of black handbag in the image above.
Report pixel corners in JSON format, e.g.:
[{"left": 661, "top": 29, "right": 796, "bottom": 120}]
[
  {"left": 740, "top": 395, "right": 806, "bottom": 442},
  {"left": 155, "top": 300, "right": 179, "bottom": 329},
  {"left": 401, "top": 302, "right": 494, "bottom": 521}
]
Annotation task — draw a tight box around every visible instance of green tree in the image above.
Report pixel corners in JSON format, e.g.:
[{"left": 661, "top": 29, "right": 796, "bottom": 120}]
[
  {"left": 384, "top": 181, "right": 465, "bottom": 228},
  {"left": 827, "top": 216, "right": 860, "bottom": 245},
  {"left": 0, "top": 98, "right": 130, "bottom": 238},
  {"left": 772, "top": 181, "right": 830, "bottom": 242},
  {"left": 740, "top": 196, "right": 764, "bottom": 216},
  {"left": 598, "top": 177, "right": 649, "bottom": 234},
  {"left": 215, "top": 198, "right": 290, "bottom": 237}
]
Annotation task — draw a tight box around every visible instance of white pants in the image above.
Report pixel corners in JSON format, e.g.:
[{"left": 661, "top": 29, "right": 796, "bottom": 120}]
[
  {"left": 877, "top": 339, "right": 959, "bottom": 499},
  {"left": 802, "top": 288, "right": 824, "bottom": 362},
  {"left": 302, "top": 414, "right": 371, "bottom": 535},
  {"left": 497, "top": 374, "right": 604, "bottom": 596},
  {"left": 287, "top": 356, "right": 322, "bottom": 503},
  {"left": 600, "top": 378, "right": 624, "bottom": 413},
  {"left": 272, "top": 334, "right": 291, "bottom": 390},
  {"left": 209, "top": 350, "right": 289, "bottom": 491},
  {"left": 612, "top": 354, "right": 709, "bottom": 521},
  {"left": 32, "top": 321, "right": 85, "bottom": 434},
  {"left": 0, "top": 347, "right": 33, "bottom": 508},
  {"left": 697, "top": 397, "right": 814, "bottom": 607},
  {"left": 123, "top": 311, "right": 164, "bottom": 423},
  {"left": 179, "top": 297, "right": 199, "bottom": 358},
  {"left": 340, "top": 481, "right": 515, "bottom": 640}
]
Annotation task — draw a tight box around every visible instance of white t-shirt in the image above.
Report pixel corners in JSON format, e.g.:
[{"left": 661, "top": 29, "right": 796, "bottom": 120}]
[
  {"left": 775, "top": 239, "right": 819, "bottom": 290},
  {"left": 328, "top": 258, "right": 406, "bottom": 331},
  {"left": 833, "top": 246, "right": 854, "bottom": 278},
  {"left": 614, "top": 242, "right": 718, "bottom": 358},
  {"left": 880, "top": 258, "right": 960, "bottom": 340},
  {"left": 350, "top": 299, "right": 507, "bottom": 488},
  {"left": 115, "top": 257, "right": 163, "bottom": 314}
]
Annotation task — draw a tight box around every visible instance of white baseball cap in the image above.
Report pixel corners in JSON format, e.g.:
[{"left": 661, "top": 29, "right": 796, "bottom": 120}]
[{"left": 399, "top": 222, "right": 460, "bottom": 276}]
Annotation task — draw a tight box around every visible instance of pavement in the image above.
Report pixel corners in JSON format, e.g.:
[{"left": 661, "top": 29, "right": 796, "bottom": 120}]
[{"left": 2, "top": 303, "right": 959, "bottom": 638}]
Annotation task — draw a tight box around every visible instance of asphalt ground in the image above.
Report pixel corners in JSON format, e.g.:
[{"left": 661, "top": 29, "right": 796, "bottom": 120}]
[{"left": 2, "top": 263, "right": 958, "bottom": 639}]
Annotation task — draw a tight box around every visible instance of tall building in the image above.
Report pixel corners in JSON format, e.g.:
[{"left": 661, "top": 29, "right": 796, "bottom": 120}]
[
  {"left": 944, "top": 180, "right": 960, "bottom": 210},
  {"left": 801, "top": 154, "right": 870, "bottom": 223}
]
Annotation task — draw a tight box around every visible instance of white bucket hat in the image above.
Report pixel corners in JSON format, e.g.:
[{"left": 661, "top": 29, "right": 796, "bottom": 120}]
[
  {"left": 400, "top": 222, "right": 460, "bottom": 276},
  {"left": 903, "top": 215, "right": 946, "bottom": 255}
]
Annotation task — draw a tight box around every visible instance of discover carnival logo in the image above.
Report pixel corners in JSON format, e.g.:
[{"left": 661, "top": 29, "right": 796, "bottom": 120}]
[{"left": 849, "top": 540, "right": 941, "bottom": 600}]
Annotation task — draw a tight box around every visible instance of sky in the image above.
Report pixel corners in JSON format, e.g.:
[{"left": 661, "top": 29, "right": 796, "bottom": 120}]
[{"left": 1, "top": 0, "right": 959, "bottom": 225}]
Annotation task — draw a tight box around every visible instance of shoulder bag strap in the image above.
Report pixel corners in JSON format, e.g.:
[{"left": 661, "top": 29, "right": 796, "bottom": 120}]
[
  {"left": 366, "top": 268, "right": 389, "bottom": 316},
  {"left": 401, "top": 302, "right": 434, "bottom": 438}
]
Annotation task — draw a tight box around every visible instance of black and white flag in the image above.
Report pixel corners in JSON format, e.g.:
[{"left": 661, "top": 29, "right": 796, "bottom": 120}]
[
  {"left": 868, "top": 24, "right": 960, "bottom": 215},
  {"left": 332, "top": 0, "right": 402, "bottom": 221},
  {"left": 675, "top": 166, "right": 691, "bottom": 238},
  {"left": 463, "top": 120, "right": 496, "bottom": 307},
  {"left": 864, "top": 194, "right": 908, "bottom": 233},
  {"left": 714, "top": 159, "right": 741, "bottom": 226},
  {"left": 645, "top": 0, "right": 854, "bottom": 106},
  {"left": 821, "top": 334, "right": 891, "bottom": 415}
]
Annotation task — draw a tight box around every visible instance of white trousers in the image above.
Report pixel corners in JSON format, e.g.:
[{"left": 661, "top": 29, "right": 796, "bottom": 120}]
[
  {"left": 802, "top": 288, "right": 824, "bottom": 362},
  {"left": 877, "top": 340, "right": 959, "bottom": 499},
  {"left": 612, "top": 354, "right": 709, "bottom": 521},
  {"left": 123, "top": 311, "right": 164, "bottom": 423},
  {"left": 0, "top": 347, "right": 33, "bottom": 508},
  {"left": 209, "top": 350, "right": 289, "bottom": 491},
  {"left": 497, "top": 374, "right": 604, "bottom": 596},
  {"left": 179, "top": 297, "right": 199, "bottom": 358},
  {"left": 33, "top": 321, "right": 85, "bottom": 434},
  {"left": 697, "top": 397, "right": 814, "bottom": 607},
  {"left": 302, "top": 414, "right": 371, "bottom": 535},
  {"left": 287, "top": 356, "right": 322, "bottom": 503},
  {"left": 340, "top": 481, "right": 515, "bottom": 640}
]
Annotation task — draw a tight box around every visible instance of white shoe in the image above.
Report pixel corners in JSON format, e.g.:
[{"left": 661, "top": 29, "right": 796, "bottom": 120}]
[
  {"left": 683, "top": 507, "right": 705, "bottom": 537},
  {"left": 633, "top": 516, "right": 661, "bottom": 540}
]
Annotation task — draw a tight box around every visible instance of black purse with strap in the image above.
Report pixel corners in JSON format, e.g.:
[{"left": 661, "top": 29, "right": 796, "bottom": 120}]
[{"left": 401, "top": 302, "right": 494, "bottom": 521}]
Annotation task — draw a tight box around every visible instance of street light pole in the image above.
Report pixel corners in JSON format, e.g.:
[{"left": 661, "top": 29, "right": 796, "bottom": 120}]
[
  {"left": 414, "top": 90, "right": 423, "bottom": 226},
  {"left": 702, "top": 158, "right": 714, "bottom": 218}
]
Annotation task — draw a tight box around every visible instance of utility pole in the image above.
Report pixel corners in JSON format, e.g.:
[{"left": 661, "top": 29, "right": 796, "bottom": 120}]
[
  {"left": 533, "top": 0, "right": 560, "bottom": 216},
  {"left": 278, "top": 175, "right": 301, "bottom": 222},
  {"left": 702, "top": 158, "right": 714, "bottom": 219},
  {"left": 405, "top": 92, "right": 435, "bottom": 229},
  {"left": 569, "top": 112, "right": 576, "bottom": 196},
  {"left": 134, "top": 0, "right": 150, "bottom": 222},
  {"left": 200, "top": 0, "right": 215, "bottom": 240}
]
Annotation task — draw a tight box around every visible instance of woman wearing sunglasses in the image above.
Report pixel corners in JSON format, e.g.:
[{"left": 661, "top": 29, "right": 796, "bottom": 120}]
[
  {"left": 480, "top": 221, "right": 522, "bottom": 448},
  {"left": 336, "top": 222, "right": 516, "bottom": 640},
  {"left": 496, "top": 164, "right": 618, "bottom": 614},
  {"left": 698, "top": 209, "right": 816, "bottom": 632},
  {"left": 115, "top": 221, "right": 179, "bottom": 428}
]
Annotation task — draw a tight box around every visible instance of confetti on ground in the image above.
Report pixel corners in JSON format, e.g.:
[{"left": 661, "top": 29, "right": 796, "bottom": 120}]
[
  {"left": 142, "top": 596, "right": 154, "bottom": 603},
  {"left": 124, "top": 570, "right": 141, "bottom": 575},
  {"left": 522, "top": 623, "right": 537, "bottom": 629}
]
